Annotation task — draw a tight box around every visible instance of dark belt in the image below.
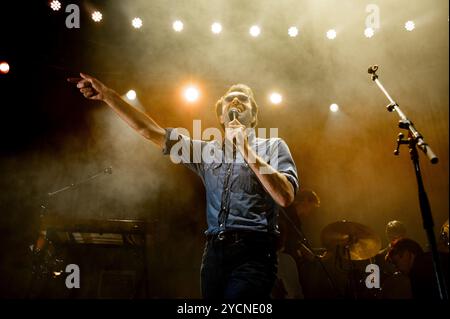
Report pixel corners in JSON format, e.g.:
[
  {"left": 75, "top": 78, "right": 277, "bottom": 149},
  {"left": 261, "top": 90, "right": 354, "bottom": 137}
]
[{"left": 206, "top": 230, "right": 275, "bottom": 244}]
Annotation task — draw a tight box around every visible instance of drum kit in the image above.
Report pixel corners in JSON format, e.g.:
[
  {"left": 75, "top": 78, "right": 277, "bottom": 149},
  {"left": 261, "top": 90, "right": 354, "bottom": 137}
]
[
  {"left": 320, "top": 220, "right": 381, "bottom": 261},
  {"left": 319, "top": 218, "right": 449, "bottom": 260},
  {"left": 316, "top": 220, "right": 382, "bottom": 299},
  {"left": 315, "top": 219, "right": 450, "bottom": 299}
]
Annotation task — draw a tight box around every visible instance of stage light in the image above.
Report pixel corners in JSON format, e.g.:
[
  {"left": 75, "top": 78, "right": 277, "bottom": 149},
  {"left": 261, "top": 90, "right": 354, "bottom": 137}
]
[
  {"left": 92, "top": 11, "right": 102, "bottom": 22},
  {"left": 126, "top": 90, "right": 137, "bottom": 100},
  {"left": 50, "top": 0, "right": 61, "bottom": 11},
  {"left": 269, "top": 93, "right": 282, "bottom": 105},
  {"left": 0, "top": 62, "right": 10, "bottom": 74},
  {"left": 211, "top": 22, "right": 222, "bottom": 34},
  {"left": 173, "top": 20, "right": 184, "bottom": 32},
  {"left": 405, "top": 20, "right": 415, "bottom": 31},
  {"left": 288, "top": 26, "right": 299, "bottom": 38},
  {"left": 184, "top": 86, "right": 200, "bottom": 102},
  {"left": 364, "top": 27, "right": 374, "bottom": 38},
  {"left": 132, "top": 18, "right": 143, "bottom": 29},
  {"left": 326, "top": 29, "right": 337, "bottom": 40},
  {"left": 330, "top": 103, "right": 339, "bottom": 112},
  {"left": 249, "top": 25, "right": 261, "bottom": 37}
]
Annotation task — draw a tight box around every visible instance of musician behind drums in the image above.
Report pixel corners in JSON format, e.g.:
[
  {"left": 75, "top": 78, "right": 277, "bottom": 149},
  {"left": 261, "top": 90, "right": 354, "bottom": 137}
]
[
  {"left": 280, "top": 189, "right": 320, "bottom": 260},
  {"left": 381, "top": 238, "right": 423, "bottom": 299},
  {"left": 375, "top": 220, "right": 407, "bottom": 276},
  {"left": 277, "top": 189, "right": 322, "bottom": 298},
  {"left": 382, "top": 236, "right": 449, "bottom": 299}
]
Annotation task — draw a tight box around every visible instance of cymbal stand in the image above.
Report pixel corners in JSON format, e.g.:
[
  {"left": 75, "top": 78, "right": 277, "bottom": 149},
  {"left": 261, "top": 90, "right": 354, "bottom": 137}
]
[
  {"left": 280, "top": 209, "right": 342, "bottom": 298},
  {"left": 344, "top": 239, "right": 358, "bottom": 299}
]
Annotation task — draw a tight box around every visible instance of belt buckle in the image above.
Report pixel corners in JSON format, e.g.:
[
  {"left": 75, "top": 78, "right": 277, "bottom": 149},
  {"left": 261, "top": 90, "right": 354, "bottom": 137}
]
[{"left": 218, "top": 231, "right": 225, "bottom": 241}]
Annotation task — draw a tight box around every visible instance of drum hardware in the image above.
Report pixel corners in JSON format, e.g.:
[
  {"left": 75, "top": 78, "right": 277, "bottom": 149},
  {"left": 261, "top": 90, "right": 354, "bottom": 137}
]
[{"left": 321, "top": 220, "right": 382, "bottom": 299}]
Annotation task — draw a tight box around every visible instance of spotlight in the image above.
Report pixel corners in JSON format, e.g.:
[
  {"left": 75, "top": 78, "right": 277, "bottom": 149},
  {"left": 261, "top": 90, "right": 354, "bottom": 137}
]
[
  {"left": 132, "top": 17, "right": 143, "bottom": 29},
  {"left": 330, "top": 103, "right": 339, "bottom": 112},
  {"left": 364, "top": 27, "right": 374, "bottom": 38},
  {"left": 173, "top": 20, "right": 184, "bottom": 32},
  {"left": 249, "top": 25, "right": 261, "bottom": 37},
  {"left": 269, "top": 93, "right": 282, "bottom": 105},
  {"left": 211, "top": 22, "right": 222, "bottom": 34},
  {"left": 326, "top": 29, "right": 337, "bottom": 40},
  {"left": 50, "top": 0, "right": 61, "bottom": 11},
  {"left": 288, "top": 26, "right": 299, "bottom": 38},
  {"left": 0, "top": 61, "right": 10, "bottom": 74},
  {"left": 92, "top": 11, "right": 102, "bottom": 22},
  {"left": 126, "top": 90, "right": 137, "bottom": 101},
  {"left": 184, "top": 86, "right": 200, "bottom": 102},
  {"left": 405, "top": 20, "right": 415, "bottom": 31}
]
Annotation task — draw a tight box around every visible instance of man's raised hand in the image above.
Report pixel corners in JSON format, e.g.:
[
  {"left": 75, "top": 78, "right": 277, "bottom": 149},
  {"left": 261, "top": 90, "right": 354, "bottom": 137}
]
[{"left": 67, "top": 73, "right": 111, "bottom": 101}]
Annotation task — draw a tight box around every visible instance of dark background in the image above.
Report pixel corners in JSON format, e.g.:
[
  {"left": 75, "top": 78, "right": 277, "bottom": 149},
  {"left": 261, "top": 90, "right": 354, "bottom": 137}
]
[{"left": 0, "top": 0, "right": 448, "bottom": 298}]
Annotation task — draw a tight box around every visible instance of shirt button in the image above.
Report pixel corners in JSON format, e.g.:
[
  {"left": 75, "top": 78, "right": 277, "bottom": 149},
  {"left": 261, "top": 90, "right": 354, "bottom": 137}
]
[{"left": 220, "top": 224, "right": 223, "bottom": 227}]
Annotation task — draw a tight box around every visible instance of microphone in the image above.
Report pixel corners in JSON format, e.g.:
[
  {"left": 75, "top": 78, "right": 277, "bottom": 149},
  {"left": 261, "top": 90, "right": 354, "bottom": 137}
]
[
  {"left": 368, "top": 65, "right": 378, "bottom": 74},
  {"left": 104, "top": 166, "right": 113, "bottom": 174},
  {"left": 228, "top": 108, "right": 239, "bottom": 121}
]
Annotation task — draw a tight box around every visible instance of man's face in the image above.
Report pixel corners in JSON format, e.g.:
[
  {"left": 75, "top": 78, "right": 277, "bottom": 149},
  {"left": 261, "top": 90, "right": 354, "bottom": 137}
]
[
  {"left": 220, "top": 91, "right": 255, "bottom": 128},
  {"left": 388, "top": 235, "right": 404, "bottom": 245},
  {"left": 296, "top": 199, "right": 318, "bottom": 219},
  {"left": 390, "top": 251, "right": 415, "bottom": 274}
]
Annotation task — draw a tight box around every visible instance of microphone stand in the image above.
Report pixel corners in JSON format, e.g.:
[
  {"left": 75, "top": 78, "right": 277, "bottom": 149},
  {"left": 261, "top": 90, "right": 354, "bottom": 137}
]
[
  {"left": 40, "top": 166, "right": 113, "bottom": 217},
  {"left": 368, "top": 65, "right": 447, "bottom": 299},
  {"left": 29, "top": 166, "right": 113, "bottom": 297}
]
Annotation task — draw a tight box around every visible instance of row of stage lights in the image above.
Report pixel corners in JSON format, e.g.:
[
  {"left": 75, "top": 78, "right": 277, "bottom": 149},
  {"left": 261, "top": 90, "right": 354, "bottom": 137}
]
[
  {"left": 3, "top": 1, "right": 419, "bottom": 112},
  {"left": 49, "top": 1, "right": 417, "bottom": 39},
  {"left": 124, "top": 88, "right": 341, "bottom": 113}
]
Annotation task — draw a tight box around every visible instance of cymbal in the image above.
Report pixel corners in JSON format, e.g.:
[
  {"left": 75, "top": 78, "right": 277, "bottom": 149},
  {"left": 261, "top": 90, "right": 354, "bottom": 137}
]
[{"left": 321, "top": 220, "right": 381, "bottom": 260}]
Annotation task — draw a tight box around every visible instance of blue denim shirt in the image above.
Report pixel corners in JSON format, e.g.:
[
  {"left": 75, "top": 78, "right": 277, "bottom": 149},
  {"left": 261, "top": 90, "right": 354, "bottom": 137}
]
[{"left": 162, "top": 128, "right": 299, "bottom": 235}]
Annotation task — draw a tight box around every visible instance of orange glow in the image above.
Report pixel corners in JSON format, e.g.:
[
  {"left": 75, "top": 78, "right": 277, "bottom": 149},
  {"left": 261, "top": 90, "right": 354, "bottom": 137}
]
[{"left": 0, "top": 61, "right": 10, "bottom": 74}]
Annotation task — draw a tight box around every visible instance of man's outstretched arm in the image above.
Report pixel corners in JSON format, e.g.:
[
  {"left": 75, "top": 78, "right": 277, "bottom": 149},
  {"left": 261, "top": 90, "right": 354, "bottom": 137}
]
[{"left": 67, "top": 73, "right": 166, "bottom": 148}]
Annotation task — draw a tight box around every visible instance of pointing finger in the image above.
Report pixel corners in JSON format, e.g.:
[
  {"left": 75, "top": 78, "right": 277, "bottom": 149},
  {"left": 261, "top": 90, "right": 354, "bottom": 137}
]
[{"left": 67, "top": 77, "right": 82, "bottom": 83}]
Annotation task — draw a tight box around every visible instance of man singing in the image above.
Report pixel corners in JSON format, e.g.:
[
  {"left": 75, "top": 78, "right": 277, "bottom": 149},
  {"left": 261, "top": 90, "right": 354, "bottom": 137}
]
[{"left": 68, "top": 73, "right": 299, "bottom": 299}]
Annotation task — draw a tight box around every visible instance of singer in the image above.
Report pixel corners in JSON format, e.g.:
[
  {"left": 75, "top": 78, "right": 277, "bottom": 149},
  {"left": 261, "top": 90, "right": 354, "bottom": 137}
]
[{"left": 67, "top": 75, "right": 299, "bottom": 299}]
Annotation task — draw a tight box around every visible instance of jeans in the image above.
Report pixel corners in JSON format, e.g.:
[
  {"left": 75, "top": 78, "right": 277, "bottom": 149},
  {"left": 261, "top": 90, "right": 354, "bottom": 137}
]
[{"left": 200, "top": 232, "right": 278, "bottom": 299}]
